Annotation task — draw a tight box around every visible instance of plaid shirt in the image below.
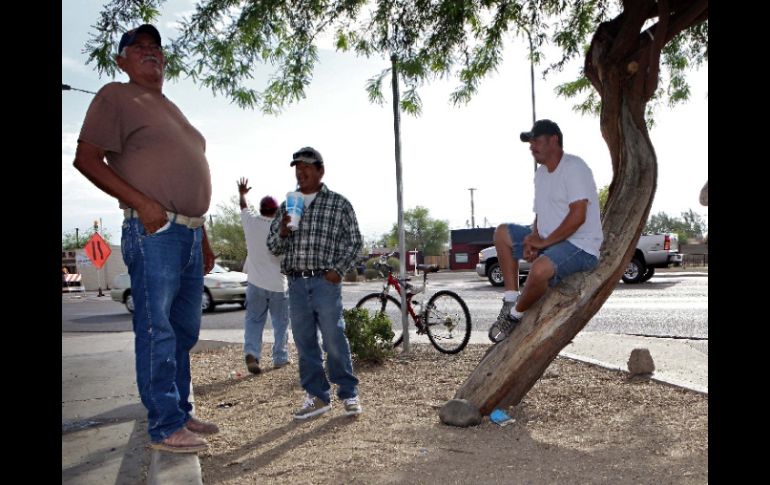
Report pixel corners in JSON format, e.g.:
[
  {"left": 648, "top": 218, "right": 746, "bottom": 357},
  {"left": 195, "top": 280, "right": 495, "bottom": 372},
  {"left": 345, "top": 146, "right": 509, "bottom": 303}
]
[{"left": 267, "top": 184, "right": 363, "bottom": 276}]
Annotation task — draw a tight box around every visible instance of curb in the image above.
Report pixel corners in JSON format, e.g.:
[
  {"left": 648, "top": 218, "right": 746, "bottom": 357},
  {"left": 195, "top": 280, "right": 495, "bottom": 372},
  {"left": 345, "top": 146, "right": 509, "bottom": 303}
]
[
  {"left": 145, "top": 341, "right": 237, "bottom": 485},
  {"left": 559, "top": 352, "right": 708, "bottom": 395}
]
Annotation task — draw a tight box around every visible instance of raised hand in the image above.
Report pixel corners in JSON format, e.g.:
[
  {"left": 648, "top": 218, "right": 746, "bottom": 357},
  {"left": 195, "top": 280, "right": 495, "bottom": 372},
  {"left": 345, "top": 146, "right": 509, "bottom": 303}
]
[{"left": 237, "top": 177, "right": 251, "bottom": 195}]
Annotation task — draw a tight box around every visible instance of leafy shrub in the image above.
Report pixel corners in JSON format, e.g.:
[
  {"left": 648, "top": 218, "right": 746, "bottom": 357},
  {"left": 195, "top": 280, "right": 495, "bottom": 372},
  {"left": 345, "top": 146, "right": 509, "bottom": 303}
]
[
  {"left": 344, "top": 307, "right": 394, "bottom": 363},
  {"left": 363, "top": 269, "right": 380, "bottom": 281},
  {"left": 365, "top": 257, "right": 402, "bottom": 277},
  {"left": 343, "top": 268, "right": 358, "bottom": 282}
]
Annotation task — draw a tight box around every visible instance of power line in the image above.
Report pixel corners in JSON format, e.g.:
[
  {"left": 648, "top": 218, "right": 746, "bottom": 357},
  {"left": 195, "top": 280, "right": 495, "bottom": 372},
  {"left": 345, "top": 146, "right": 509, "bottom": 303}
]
[{"left": 62, "top": 83, "right": 96, "bottom": 95}]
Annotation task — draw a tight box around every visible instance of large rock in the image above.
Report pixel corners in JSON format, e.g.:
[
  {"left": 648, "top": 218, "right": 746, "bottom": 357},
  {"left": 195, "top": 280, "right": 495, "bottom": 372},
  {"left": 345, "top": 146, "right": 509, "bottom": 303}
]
[{"left": 439, "top": 399, "right": 482, "bottom": 427}]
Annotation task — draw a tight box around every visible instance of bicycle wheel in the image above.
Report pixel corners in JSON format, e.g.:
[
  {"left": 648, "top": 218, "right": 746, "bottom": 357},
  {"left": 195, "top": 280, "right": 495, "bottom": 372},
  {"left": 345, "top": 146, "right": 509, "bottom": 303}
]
[
  {"left": 355, "top": 293, "right": 405, "bottom": 347},
  {"left": 424, "top": 290, "right": 471, "bottom": 354}
]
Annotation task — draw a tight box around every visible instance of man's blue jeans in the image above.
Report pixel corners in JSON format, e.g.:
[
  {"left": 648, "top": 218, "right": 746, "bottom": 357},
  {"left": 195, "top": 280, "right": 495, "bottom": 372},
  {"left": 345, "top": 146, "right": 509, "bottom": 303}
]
[
  {"left": 244, "top": 283, "right": 290, "bottom": 365},
  {"left": 121, "top": 218, "right": 203, "bottom": 442},
  {"left": 288, "top": 275, "right": 358, "bottom": 404}
]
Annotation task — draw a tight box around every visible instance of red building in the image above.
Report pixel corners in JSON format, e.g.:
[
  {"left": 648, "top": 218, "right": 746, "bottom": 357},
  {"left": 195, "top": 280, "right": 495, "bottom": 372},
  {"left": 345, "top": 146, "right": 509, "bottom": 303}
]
[{"left": 449, "top": 228, "right": 495, "bottom": 270}]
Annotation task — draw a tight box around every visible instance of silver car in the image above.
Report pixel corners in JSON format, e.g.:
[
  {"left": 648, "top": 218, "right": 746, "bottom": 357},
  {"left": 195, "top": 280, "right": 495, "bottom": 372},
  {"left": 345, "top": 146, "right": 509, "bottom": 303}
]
[
  {"left": 110, "top": 263, "right": 248, "bottom": 313},
  {"left": 475, "top": 246, "right": 531, "bottom": 286}
]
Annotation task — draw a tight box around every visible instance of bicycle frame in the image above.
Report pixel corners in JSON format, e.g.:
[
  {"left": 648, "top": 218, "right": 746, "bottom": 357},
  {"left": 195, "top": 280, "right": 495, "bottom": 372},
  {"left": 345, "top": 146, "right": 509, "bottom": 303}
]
[
  {"left": 377, "top": 267, "right": 430, "bottom": 330},
  {"left": 359, "top": 254, "right": 472, "bottom": 354}
]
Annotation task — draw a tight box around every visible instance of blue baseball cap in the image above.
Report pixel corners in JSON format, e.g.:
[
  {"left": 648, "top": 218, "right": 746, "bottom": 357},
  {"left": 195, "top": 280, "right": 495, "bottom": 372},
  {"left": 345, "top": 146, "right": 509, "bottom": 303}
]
[{"left": 118, "top": 24, "right": 162, "bottom": 54}]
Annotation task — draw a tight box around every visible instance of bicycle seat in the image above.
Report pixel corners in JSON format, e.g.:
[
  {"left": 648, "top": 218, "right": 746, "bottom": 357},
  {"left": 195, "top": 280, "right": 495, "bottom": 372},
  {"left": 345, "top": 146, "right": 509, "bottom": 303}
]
[{"left": 416, "top": 264, "right": 439, "bottom": 273}]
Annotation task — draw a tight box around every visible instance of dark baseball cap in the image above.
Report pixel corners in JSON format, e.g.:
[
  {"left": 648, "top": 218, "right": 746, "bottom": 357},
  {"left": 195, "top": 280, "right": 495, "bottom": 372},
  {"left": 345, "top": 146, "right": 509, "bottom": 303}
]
[
  {"left": 118, "top": 24, "right": 162, "bottom": 54},
  {"left": 290, "top": 147, "right": 324, "bottom": 166},
  {"left": 520, "top": 119, "right": 562, "bottom": 142},
  {"left": 259, "top": 196, "right": 279, "bottom": 211}
]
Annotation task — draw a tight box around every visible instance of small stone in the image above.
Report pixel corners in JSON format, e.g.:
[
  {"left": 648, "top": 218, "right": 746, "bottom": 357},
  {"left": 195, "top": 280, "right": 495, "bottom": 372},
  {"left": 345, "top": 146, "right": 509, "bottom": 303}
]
[{"left": 627, "top": 348, "right": 655, "bottom": 375}]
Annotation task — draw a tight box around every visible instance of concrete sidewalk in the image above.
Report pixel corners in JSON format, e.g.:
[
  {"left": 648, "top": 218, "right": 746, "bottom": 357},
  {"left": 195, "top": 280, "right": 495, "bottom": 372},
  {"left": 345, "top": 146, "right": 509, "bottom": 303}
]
[{"left": 62, "top": 329, "right": 707, "bottom": 484}]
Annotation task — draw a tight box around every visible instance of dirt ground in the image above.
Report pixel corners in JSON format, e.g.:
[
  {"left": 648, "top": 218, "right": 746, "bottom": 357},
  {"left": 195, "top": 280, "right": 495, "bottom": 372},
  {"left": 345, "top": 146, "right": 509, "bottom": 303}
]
[{"left": 190, "top": 343, "right": 707, "bottom": 484}]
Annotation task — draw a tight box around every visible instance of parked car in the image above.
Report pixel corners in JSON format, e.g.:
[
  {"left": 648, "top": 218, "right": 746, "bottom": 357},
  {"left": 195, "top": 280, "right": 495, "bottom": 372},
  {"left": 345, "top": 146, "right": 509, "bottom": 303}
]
[
  {"left": 622, "top": 233, "right": 682, "bottom": 283},
  {"left": 110, "top": 263, "right": 248, "bottom": 313},
  {"left": 476, "top": 246, "right": 531, "bottom": 287}
]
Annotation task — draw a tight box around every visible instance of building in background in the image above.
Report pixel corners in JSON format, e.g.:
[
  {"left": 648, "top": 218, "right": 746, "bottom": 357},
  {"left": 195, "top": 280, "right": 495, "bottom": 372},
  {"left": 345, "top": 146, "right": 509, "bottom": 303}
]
[{"left": 449, "top": 228, "right": 495, "bottom": 270}]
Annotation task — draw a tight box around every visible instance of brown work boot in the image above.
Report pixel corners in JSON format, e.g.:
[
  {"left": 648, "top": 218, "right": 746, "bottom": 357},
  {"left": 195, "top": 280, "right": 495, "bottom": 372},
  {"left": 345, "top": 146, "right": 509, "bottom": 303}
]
[
  {"left": 245, "top": 354, "right": 261, "bottom": 374},
  {"left": 149, "top": 427, "right": 208, "bottom": 454},
  {"left": 186, "top": 416, "right": 220, "bottom": 435}
]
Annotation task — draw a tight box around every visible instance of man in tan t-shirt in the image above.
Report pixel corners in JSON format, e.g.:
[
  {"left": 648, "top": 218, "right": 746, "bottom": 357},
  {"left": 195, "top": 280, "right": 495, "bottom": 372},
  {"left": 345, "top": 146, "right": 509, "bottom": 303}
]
[{"left": 73, "top": 24, "right": 218, "bottom": 454}]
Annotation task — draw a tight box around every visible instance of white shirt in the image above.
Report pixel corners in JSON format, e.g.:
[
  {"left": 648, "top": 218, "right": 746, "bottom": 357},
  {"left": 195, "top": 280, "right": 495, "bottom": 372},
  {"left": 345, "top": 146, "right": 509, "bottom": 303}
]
[
  {"left": 241, "top": 209, "right": 287, "bottom": 292},
  {"left": 533, "top": 153, "right": 604, "bottom": 257}
]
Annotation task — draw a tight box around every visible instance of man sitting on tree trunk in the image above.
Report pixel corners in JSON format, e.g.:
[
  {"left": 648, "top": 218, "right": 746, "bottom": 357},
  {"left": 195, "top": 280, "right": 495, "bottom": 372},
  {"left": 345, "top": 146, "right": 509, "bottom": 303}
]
[{"left": 489, "top": 120, "right": 604, "bottom": 343}]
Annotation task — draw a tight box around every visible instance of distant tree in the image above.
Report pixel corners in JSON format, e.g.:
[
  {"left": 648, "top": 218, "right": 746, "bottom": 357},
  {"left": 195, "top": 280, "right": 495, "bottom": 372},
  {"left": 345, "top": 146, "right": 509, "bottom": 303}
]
[
  {"left": 644, "top": 209, "right": 707, "bottom": 244},
  {"left": 383, "top": 206, "right": 448, "bottom": 256},
  {"left": 644, "top": 211, "right": 680, "bottom": 234},
  {"left": 598, "top": 184, "right": 609, "bottom": 215},
  {"left": 207, "top": 196, "right": 247, "bottom": 268},
  {"left": 681, "top": 209, "right": 707, "bottom": 242},
  {"left": 62, "top": 228, "right": 113, "bottom": 250},
  {"left": 375, "top": 233, "right": 392, "bottom": 249}
]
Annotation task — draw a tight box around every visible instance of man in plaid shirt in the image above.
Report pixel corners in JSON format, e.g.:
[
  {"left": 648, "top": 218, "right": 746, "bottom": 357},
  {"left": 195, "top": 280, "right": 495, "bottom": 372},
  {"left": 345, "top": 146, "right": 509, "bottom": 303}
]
[{"left": 268, "top": 147, "right": 363, "bottom": 419}]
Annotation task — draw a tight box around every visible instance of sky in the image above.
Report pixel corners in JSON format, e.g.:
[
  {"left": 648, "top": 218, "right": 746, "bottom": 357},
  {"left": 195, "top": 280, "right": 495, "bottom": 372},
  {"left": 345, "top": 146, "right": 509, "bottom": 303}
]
[{"left": 62, "top": 0, "right": 708, "bottom": 246}]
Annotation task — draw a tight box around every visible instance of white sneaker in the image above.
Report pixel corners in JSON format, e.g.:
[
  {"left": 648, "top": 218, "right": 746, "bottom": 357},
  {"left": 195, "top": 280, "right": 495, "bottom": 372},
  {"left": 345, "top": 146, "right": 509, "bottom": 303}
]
[
  {"left": 292, "top": 393, "right": 331, "bottom": 420},
  {"left": 343, "top": 396, "right": 362, "bottom": 416}
]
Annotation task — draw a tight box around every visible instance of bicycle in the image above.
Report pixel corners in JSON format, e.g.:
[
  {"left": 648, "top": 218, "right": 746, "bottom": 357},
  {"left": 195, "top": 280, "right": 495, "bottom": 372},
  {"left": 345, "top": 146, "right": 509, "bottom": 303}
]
[{"left": 355, "top": 252, "right": 472, "bottom": 354}]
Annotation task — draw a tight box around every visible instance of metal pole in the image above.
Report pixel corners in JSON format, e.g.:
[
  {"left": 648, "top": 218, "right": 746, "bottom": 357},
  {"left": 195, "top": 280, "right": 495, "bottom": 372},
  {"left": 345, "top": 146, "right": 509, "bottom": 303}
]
[
  {"left": 527, "top": 29, "right": 537, "bottom": 173},
  {"left": 468, "top": 188, "right": 477, "bottom": 228},
  {"left": 94, "top": 220, "right": 104, "bottom": 297},
  {"left": 391, "top": 52, "right": 410, "bottom": 352}
]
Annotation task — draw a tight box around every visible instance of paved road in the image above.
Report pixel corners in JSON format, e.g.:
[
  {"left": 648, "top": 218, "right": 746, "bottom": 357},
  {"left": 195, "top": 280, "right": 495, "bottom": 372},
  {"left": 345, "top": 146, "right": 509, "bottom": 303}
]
[{"left": 62, "top": 271, "right": 707, "bottom": 341}]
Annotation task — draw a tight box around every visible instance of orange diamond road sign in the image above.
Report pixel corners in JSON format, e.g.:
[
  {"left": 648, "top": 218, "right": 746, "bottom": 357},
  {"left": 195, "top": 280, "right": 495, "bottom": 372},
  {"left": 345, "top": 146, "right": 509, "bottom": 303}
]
[{"left": 84, "top": 233, "right": 112, "bottom": 269}]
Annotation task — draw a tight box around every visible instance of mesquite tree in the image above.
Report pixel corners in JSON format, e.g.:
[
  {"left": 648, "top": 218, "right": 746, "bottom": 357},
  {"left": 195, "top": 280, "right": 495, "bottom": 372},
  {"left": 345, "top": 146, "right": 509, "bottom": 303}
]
[{"left": 84, "top": 0, "right": 708, "bottom": 415}]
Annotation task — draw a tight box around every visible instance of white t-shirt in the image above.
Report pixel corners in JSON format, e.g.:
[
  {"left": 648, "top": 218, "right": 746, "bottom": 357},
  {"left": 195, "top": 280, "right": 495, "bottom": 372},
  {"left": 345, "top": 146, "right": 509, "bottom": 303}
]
[
  {"left": 303, "top": 191, "right": 318, "bottom": 207},
  {"left": 241, "top": 209, "right": 287, "bottom": 292},
  {"left": 533, "top": 153, "right": 604, "bottom": 257}
]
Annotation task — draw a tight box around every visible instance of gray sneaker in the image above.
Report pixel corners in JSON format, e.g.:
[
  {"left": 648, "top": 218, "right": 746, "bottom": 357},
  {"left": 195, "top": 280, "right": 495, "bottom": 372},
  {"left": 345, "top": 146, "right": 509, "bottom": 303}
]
[
  {"left": 496, "top": 298, "right": 518, "bottom": 323},
  {"left": 293, "top": 393, "right": 331, "bottom": 420},
  {"left": 488, "top": 314, "right": 521, "bottom": 343},
  {"left": 343, "top": 396, "right": 362, "bottom": 416}
]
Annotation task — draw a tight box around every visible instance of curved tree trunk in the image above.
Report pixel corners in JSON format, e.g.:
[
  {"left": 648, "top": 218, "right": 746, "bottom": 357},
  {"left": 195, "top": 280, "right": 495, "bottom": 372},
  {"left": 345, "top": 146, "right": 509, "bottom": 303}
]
[
  {"left": 451, "top": 100, "right": 655, "bottom": 415},
  {"left": 444, "top": 0, "right": 707, "bottom": 418}
]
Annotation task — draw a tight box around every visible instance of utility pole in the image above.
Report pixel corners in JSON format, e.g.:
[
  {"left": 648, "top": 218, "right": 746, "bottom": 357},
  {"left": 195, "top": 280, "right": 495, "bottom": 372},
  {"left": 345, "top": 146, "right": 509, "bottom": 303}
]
[
  {"left": 75, "top": 227, "right": 79, "bottom": 247},
  {"left": 468, "top": 188, "right": 477, "bottom": 228}
]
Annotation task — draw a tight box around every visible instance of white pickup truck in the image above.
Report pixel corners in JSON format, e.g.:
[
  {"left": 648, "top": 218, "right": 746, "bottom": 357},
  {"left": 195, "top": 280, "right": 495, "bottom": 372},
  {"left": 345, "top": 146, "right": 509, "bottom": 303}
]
[{"left": 476, "top": 233, "right": 682, "bottom": 286}]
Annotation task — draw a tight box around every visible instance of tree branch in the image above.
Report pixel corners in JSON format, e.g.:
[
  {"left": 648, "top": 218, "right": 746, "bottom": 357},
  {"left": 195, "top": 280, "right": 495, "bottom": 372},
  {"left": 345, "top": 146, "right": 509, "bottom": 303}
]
[
  {"left": 664, "top": 0, "right": 709, "bottom": 44},
  {"left": 606, "top": 0, "right": 655, "bottom": 64}
]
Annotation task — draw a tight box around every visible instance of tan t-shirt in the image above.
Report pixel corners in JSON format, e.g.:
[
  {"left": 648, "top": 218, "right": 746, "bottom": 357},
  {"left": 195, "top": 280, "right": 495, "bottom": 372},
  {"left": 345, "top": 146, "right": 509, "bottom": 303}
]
[{"left": 78, "top": 82, "right": 212, "bottom": 217}]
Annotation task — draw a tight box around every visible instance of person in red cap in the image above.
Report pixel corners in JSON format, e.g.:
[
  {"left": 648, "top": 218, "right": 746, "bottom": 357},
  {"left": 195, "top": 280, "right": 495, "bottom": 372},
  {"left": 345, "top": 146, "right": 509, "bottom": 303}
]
[
  {"left": 237, "top": 177, "right": 290, "bottom": 375},
  {"left": 73, "top": 24, "right": 218, "bottom": 453}
]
